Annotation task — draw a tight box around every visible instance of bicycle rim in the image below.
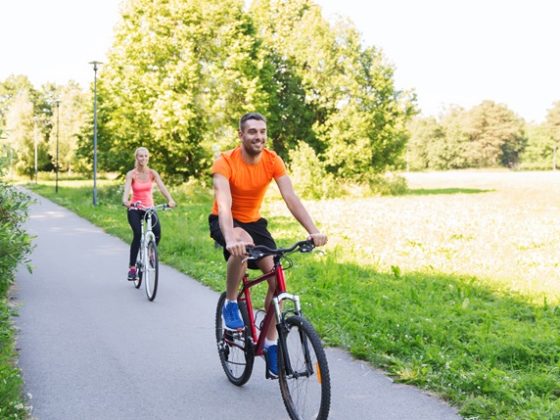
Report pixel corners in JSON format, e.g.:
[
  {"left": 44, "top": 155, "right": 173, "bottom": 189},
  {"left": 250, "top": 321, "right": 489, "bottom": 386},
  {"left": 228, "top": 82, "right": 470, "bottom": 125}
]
[
  {"left": 279, "top": 315, "right": 331, "bottom": 420},
  {"left": 215, "top": 292, "right": 254, "bottom": 386},
  {"left": 144, "top": 240, "right": 158, "bottom": 301}
]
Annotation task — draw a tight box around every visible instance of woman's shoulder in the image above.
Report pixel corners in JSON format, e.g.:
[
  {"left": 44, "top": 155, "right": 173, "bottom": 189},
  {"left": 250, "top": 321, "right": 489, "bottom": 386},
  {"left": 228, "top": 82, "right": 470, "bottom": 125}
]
[{"left": 148, "top": 168, "right": 158, "bottom": 178}]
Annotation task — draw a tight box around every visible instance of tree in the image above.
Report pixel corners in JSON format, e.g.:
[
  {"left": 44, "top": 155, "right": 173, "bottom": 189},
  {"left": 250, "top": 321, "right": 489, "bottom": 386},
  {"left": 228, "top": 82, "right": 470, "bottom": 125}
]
[
  {"left": 406, "top": 117, "right": 445, "bottom": 170},
  {"left": 99, "top": 0, "right": 264, "bottom": 180},
  {"left": 545, "top": 101, "right": 560, "bottom": 169},
  {"left": 251, "top": 0, "right": 416, "bottom": 179},
  {"left": 47, "top": 82, "right": 90, "bottom": 173},
  {"left": 463, "top": 101, "right": 526, "bottom": 167},
  {"left": 4, "top": 89, "right": 35, "bottom": 177},
  {"left": 520, "top": 123, "right": 553, "bottom": 169}
]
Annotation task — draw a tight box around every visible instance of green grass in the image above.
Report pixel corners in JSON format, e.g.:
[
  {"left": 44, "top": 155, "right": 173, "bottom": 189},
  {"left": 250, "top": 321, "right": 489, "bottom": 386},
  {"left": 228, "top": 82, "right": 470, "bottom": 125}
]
[
  {"left": 26, "top": 180, "right": 560, "bottom": 419},
  {"left": 0, "top": 302, "right": 27, "bottom": 419}
]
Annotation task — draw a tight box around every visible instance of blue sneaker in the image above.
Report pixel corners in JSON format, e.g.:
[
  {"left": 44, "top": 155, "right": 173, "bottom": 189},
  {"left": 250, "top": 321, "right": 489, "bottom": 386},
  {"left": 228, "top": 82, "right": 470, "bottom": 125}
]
[
  {"left": 222, "top": 301, "right": 244, "bottom": 330},
  {"left": 264, "top": 344, "right": 279, "bottom": 378}
]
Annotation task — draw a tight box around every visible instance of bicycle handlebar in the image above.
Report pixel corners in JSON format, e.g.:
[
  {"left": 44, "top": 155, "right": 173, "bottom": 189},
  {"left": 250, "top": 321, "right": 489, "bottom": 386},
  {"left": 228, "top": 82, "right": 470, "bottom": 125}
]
[
  {"left": 128, "top": 202, "right": 170, "bottom": 212},
  {"left": 246, "top": 240, "right": 315, "bottom": 261}
]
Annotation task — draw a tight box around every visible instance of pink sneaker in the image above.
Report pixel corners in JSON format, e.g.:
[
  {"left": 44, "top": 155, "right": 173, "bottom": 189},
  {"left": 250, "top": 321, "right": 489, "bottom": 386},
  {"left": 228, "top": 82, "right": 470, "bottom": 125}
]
[{"left": 127, "top": 267, "right": 137, "bottom": 281}]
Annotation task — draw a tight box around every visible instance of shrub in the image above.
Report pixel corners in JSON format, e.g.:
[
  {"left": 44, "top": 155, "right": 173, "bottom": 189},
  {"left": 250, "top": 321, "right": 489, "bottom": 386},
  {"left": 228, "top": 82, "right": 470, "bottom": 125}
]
[
  {"left": 288, "top": 141, "right": 338, "bottom": 199},
  {"left": 0, "top": 183, "right": 33, "bottom": 294}
]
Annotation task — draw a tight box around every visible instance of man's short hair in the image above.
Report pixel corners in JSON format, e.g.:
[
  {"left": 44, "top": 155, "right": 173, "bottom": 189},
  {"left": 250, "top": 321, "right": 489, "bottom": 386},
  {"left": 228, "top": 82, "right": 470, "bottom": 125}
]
[{"left": 239, "top": 112, "right": 267, "bottom": 131}]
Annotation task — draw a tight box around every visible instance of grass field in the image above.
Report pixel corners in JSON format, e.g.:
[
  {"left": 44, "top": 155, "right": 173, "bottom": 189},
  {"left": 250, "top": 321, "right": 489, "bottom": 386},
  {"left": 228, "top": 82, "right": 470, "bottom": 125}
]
[
  {"left": 277, "top": 170, "right": 560, "bottom": 304},
  {"left": 26, "top": 170, "right": 560, "bottom": 419}
]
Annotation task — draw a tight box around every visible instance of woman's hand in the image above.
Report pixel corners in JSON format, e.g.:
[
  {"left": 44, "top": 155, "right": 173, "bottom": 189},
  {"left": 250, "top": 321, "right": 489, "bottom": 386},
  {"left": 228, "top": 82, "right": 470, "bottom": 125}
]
[{"left": 168, "top": 199, "right": 177, "bottom": 208}]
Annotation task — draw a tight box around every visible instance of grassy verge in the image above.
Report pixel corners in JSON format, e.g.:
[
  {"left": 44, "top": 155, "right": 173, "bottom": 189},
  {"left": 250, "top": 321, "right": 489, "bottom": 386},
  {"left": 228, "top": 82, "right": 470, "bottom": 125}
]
[
  {"left": 27, "top": 181, "right": 560, "bottom": 419},
  {"left": 0, "top": 183, "right": 33, "bottom": 419}
]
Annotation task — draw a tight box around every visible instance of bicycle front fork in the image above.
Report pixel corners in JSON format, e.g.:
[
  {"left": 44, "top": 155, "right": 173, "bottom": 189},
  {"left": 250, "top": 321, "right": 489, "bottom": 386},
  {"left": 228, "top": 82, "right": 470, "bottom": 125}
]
[
  {"left": 272, "top": 292, "right": 301, "bottom": 324},
  {"left": 273, "top": 293, "right": 302, "bottom": 376}
]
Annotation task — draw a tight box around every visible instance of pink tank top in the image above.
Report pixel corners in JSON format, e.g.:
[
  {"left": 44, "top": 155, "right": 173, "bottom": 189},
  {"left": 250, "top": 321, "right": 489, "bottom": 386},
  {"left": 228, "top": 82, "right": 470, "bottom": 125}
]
[{"left": 131, "top": 170, "right": 154, "bottom": 208}]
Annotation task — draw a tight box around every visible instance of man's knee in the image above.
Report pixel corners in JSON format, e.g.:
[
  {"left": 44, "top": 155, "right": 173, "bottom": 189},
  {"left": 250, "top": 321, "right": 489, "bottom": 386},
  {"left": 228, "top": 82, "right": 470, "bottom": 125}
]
[{"left": 232, "top": 227, "right": 253, "bottom": 244}]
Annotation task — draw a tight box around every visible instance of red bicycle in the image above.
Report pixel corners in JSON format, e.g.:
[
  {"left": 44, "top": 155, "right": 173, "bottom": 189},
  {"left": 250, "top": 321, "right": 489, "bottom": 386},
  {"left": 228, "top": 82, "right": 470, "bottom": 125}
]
[{"left": 215, "top": 240, "right": 331, "bottom": 420}]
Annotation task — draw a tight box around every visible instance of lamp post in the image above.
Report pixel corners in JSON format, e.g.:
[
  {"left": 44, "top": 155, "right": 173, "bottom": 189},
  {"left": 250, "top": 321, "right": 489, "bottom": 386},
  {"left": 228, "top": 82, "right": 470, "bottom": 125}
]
[
  {"left": 54, "top": 100, "right": 60, "bottom": 193},
  {"left": 89, "top": 60, "right": 102, "bottom": 206},
  {"left": 33, "top": 118, "right": 38, "bottom": 183}
]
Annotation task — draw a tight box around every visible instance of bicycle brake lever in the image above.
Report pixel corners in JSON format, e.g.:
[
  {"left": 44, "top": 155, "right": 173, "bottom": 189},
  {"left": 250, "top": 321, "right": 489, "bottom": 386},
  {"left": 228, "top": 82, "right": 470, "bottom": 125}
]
[{"left": 299, "top": 242, "right": 315, "bottom": 253}]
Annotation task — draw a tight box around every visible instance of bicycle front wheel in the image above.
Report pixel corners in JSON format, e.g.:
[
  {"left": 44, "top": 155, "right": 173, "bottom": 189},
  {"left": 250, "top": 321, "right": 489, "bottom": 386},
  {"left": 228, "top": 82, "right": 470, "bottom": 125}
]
[
  {"left": 144, "top": 239, "right": 158, "bottom": 301},
  {"left": 215, "top": 292, "right": 254, "bottom": 386},
  {"left": 278, "top": 315, "right": 331, "bottom": 420}
]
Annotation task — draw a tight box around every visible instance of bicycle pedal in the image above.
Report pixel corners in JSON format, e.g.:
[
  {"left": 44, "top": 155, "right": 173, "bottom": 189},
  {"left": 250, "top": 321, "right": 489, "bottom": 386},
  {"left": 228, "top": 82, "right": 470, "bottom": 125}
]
[{"left": 223, "top": 325, "right": 245, "bottom": 333}]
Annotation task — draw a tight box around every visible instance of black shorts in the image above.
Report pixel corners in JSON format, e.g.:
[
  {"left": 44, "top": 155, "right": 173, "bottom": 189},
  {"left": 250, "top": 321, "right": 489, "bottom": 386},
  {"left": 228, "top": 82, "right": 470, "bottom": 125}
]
[{"left": 208, "top": 214, "right": 276, "bottom": 269}]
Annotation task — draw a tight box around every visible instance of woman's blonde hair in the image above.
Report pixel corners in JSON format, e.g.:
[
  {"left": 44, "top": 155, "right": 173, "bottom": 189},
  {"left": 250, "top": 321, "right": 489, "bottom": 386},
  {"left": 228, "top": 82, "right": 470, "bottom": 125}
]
[{"left": 134, "top": 147, "right": 149, "bottom": 168}]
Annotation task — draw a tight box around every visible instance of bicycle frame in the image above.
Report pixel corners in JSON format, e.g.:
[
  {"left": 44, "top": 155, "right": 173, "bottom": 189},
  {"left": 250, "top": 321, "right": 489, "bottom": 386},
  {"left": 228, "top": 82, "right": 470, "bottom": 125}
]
[
  {"left": 237, "top": 254, "right": 302, "bottom": 358},
  {"left": 138, "top": 209, "right": 157, "bottom": 266}
]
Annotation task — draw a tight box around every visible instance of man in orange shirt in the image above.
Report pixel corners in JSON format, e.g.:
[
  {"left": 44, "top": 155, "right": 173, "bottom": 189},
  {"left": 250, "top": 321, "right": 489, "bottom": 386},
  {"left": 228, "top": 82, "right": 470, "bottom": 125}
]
[{"left": 209, "top": 112, "right": 327, "bottom": 378}]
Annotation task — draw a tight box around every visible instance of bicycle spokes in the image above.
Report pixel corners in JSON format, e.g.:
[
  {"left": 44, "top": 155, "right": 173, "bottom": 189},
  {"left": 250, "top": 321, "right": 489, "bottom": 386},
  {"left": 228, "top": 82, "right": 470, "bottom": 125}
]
[
  {"left": 215, "top": 292, "right": 254, "bottom": 386},
  {"left": 144, "top": 240, "right": 158, "bottom": 301},
  {"left": 279, "top": 316, "right": 331, "bottom": 420}
]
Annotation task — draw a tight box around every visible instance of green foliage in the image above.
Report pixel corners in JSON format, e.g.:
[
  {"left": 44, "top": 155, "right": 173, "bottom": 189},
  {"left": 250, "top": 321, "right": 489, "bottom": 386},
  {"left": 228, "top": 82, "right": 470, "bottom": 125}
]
[
  {"left": 288, "top": 141, "right": 336, "bottom": 199},
  {"left": 252, "top": 0, "right": 416, "bottom": 179},
  {"left": 96, "top": 0, "right": 264, "bottom": 180},
  {"left": 0, "top": 182, "right": 33, "bottom": 294},
  {"left": 365, "top": 172, "right": 408, "bottom": 196},
  {"left": 407, "top": 101, "right": 527, "bottom": 169},
  {"left": 47, "top": 82, "right": 90, "bottom": 174},
  {"left": 518, "top": 123, "right": 554, "bottom": 170},
  {"left": 67, "top": 0, "right": 415, "bottom": 186},
  {"left": 4, "top": 89, "right": 35, "bottom": 177},
  {"left": 0, "top": 181, "right": 33, "bottom": 418},
  {"left": 406, "top": 117, "right": 445, "bottom": 170},
  {"left": 466, "top": 101, "right": 526, "bottom": 167}
]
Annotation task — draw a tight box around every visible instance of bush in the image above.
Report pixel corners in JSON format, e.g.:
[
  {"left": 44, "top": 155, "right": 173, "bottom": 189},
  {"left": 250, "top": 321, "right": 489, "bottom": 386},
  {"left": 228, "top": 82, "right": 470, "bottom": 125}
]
[
  {"left": 0, "top": 181, "right": 33, "bottom": 418},
  {"left": 0, "top": 183, "right": 33, "bottom": 294},
  {"left": 365, "top": 172, "right": 408, "bottom": 196},
  {"left": 288, "top": 141, "right": 338, "bottom": 199}
]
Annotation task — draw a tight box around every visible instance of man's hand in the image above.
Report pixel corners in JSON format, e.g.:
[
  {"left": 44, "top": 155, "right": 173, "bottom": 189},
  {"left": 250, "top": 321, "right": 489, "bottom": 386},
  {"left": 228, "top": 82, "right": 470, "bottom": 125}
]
[
  {"left": 226, "top": 240, "right": 249, "bottom": 257},
  {"left": 308, "top": 232, "right": 327, "bottom": 247}
]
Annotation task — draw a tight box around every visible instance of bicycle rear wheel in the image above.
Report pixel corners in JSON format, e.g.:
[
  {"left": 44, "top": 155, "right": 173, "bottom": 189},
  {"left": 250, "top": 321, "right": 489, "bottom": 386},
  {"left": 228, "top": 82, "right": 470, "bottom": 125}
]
[
  {"left": 278, "top": 315, "right": 331, "bottom": 420},
  {"left": 144, "top": 239, "right": 158, "bottom": 301},
  {"left": 215, "top": 292, "right": 254, "bottom": 386},
  {"left": 134, "top": 268, "right": 142, "bottom": 288}
]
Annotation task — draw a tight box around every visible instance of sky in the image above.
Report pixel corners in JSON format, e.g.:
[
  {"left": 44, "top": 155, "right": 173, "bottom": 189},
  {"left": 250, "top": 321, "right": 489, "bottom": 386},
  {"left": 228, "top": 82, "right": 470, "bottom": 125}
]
[{"left": 1, "top": 0, "right": 558, "bottom": 123}]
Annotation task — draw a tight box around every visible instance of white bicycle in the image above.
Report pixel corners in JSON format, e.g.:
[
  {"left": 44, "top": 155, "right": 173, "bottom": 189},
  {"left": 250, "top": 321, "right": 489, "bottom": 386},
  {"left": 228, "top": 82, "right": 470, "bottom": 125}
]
[{"left": 129, "top": 202, "right": 169, "bottom": 301}]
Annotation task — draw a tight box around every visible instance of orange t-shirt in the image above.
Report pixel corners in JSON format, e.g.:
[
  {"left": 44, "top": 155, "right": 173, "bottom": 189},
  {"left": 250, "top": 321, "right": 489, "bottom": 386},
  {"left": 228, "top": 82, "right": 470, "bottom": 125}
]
[{"left": 211, "top": 147, "right": 287, "bottom": 223}]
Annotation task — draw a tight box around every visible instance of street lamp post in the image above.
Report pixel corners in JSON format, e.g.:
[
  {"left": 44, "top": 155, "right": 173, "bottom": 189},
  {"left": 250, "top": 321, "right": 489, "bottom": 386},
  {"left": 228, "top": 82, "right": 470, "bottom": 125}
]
[
  {"left": 55, "top": 100, "right": 60, "bottom": 193},
  {"left": 89, "top": 60, "right": 102, "bottom": 206},
  {"left": 34, "top": 118, "right": 38, "bottom": 183}
]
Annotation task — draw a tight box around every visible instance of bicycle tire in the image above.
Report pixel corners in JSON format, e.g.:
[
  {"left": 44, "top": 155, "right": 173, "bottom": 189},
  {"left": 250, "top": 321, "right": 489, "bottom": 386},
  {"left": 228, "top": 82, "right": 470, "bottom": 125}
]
[
  {"left": 144, "top": 239, "right": 158, "bottom": 301},
  {"left": 278, "top": 315, "right": 331, "bottom": 420},
  {"left": 215, "top": 292, "right": 254, "bottom": 386},
  {"left": 133, "top": 254, "right": 142, "bottom": 289}
]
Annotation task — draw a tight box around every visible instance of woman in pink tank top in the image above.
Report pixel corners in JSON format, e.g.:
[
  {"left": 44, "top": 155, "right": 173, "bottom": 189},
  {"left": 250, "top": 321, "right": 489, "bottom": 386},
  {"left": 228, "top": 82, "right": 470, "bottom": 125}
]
[{"left": 122, "top": 147, "right": 176, "bottom": 280}]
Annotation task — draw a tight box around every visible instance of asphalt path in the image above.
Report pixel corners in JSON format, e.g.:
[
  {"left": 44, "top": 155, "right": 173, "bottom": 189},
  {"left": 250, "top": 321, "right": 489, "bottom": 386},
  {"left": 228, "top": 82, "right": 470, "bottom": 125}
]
[{"left": 13, "top": 191, "right": 461, "bottom": 420}]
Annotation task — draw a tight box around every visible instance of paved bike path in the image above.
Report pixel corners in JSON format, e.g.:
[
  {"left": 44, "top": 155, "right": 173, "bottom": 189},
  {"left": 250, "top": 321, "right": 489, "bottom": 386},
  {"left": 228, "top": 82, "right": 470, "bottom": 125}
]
[{"left": 14, "top": 191, "right": 461, "bottom": 419}]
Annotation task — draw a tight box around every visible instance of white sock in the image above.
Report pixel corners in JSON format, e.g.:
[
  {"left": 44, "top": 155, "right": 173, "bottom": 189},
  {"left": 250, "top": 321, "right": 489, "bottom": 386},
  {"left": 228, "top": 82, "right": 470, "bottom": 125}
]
[
  {"left": 225, "top": 299, "right": 237, "bottom": 305},
  {"left": 264, "top": 338, "right": 277, "bottom": 348}
]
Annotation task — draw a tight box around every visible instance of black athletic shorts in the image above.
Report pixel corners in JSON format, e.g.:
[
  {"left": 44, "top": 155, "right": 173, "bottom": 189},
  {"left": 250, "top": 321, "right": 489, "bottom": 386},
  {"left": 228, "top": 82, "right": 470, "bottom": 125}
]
[{"left": 208, "top": 214, "right": 276, "bottom": 269}]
